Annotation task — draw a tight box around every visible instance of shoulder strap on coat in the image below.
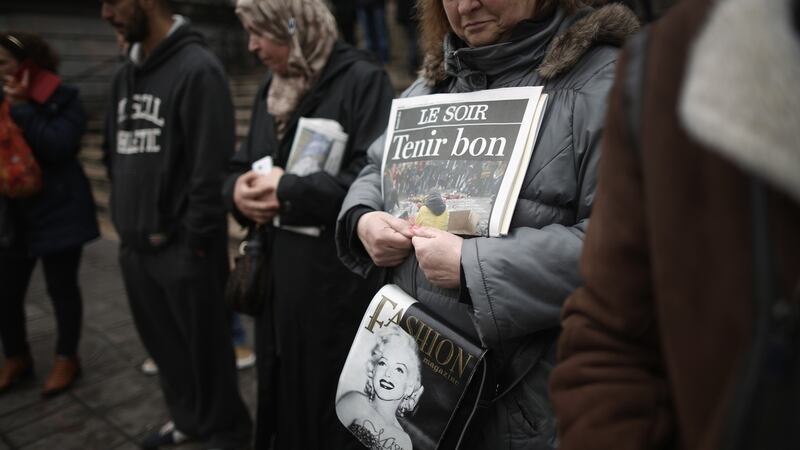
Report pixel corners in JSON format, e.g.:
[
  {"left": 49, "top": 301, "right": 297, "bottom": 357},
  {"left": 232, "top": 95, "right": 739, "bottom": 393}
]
[{"left": 623, "top": 26, "right": 650, "bottom": 158}]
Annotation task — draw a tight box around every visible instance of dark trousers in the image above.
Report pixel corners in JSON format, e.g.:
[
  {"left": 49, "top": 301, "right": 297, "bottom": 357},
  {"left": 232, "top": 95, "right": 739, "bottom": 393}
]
[
  {"left": 119, "top": 238, "right": 252, "bottom": 448},
  {"left": 0, "top": 246, "right": 83, "bottom": 358},
  {"left": 357, "top": 5, "right": 390, "bottom": 63}
]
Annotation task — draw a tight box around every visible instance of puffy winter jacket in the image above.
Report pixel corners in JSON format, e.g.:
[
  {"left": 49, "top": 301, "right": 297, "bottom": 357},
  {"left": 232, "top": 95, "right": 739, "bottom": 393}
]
[{"left": 337, "top": 5, "right": 639, "bottom": 449}]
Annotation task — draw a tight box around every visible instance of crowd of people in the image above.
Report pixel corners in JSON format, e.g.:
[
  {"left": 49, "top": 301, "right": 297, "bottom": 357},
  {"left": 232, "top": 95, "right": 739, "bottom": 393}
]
[{"left": 0, "top": 0, "right": 798, "bottom": 449}]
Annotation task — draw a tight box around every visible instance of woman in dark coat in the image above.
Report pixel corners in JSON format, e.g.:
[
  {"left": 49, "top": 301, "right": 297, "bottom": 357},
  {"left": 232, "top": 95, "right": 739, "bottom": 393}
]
[
  {"left": 223, "top": 1, "right": 394, "bottom": 448},
  {"left": 0, "top": 32, "right": 98, "bottom": 396},
  {"left": 336, "top": 0, "right": 639, "bottom": 447}
]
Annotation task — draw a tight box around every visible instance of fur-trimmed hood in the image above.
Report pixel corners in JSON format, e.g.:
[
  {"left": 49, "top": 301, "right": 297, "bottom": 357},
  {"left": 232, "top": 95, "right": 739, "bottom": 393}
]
[{"left": 420, "top": 3, "right": 639, "bottom": 85}]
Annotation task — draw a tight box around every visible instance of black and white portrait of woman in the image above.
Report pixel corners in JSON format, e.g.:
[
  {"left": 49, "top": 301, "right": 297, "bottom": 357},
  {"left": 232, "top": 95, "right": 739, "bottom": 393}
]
[{"left": 337, "top": 325, "right": 425, "bottom": 450}]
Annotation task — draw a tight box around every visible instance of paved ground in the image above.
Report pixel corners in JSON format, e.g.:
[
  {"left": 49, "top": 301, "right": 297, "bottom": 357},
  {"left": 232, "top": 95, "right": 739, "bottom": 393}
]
[{"left": 0, "top": 239, "right": 258, "bottom": 450}]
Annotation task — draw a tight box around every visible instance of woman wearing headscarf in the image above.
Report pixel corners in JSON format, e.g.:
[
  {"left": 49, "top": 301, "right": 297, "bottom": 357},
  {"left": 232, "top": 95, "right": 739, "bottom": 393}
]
[
  {"left": 224, "top": 1, "right": 394, "bottom": 448},
  {"left": 336, "top": 0, "right": 639, "bottom": 448}
]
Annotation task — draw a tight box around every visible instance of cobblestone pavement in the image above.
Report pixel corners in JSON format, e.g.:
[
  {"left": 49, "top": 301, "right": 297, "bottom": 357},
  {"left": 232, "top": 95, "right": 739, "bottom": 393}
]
[{"left": 0, "top": 239, "right": 258, "bottom": 450}]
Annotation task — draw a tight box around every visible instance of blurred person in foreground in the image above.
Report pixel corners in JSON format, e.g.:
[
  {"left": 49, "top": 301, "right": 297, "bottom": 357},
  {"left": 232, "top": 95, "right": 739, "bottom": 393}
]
[
  {"left": 336, "top": 0, "right": 638, "bottom": 447},
  {"left": 100, "top": 0, "right": 251, "bottom": 448},
  {"left": 225, "top": 0, "right": 393, "bottom": 448},
  {"left": 0, "top": 32, "right": 98, "bottom": 397},
  {"left": 550, "top": 0, "right": 800, "bottom": 449}
]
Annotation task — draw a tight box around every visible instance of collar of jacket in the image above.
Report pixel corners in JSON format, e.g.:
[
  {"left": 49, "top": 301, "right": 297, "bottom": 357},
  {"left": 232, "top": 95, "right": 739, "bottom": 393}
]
[
  {"left": 422, "top": 3, "right": 639, "bottom": 87},
  {"left": 680, "top": 0, "right": 800, "bottom": 204},
  {"left": 127, "top": 16, "right": 205, "bottom": 73},
  {"left": 441, "top": 8, "right": 566, "bottom": 92}
]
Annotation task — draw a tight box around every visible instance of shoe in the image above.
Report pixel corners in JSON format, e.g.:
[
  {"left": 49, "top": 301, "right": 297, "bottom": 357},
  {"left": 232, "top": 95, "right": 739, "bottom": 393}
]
[
  {"left": 0, "top": 354, "right": 34, "bottom": 394},
  {"left": 234, "top": 346, "right": 256, "bottom": 370},
  {"left": 42, "top": 356, "right": 81, "bottom": 398},
  {"left": 140, "top": 357, "right": 158, "bottom": 375},
  {"left": 140, "top": 421, "right": 190, "bottom": 449}
]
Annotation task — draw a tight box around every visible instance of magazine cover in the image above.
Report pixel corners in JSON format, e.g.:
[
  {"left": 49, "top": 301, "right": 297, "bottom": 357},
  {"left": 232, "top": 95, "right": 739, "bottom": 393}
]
[
  {"left": 380, "top": 87, "right": 547, "bottom": 237},
  {"left": 337, "top": 285, "right": 487, "bottom": 450}
]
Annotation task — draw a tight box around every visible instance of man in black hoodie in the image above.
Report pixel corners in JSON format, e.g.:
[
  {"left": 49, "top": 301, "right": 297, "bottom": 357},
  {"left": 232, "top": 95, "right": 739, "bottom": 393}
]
[{"left": 100, "top": 0, "right": 252, "bottom": 448}]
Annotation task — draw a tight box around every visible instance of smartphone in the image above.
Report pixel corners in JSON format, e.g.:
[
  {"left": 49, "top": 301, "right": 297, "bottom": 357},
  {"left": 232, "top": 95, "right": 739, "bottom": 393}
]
[
  {"left": 15, "top": 59, "right": 61, "bottom": 104},
  {"left": 252, "top": 155, "right": 273, "bottom": 175}
]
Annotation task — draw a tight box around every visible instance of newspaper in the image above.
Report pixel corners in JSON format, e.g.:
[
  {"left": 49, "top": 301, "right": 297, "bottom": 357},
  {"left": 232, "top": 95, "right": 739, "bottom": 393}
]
[
  {"left": 274, "top": 117, "right": 349, "bottom": 237},
  {"left": 381, "top": 87, "right": 548, "bottom": 237}
]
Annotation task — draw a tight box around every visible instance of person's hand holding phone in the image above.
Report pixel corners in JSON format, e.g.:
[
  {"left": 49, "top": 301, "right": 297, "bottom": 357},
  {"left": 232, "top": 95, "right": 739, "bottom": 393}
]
[
  {"left": 4, "top": 60, "right": 60, "bottom": 105},
  {"left": 3, "top": 69, "right": 29, "bottom": 106}
]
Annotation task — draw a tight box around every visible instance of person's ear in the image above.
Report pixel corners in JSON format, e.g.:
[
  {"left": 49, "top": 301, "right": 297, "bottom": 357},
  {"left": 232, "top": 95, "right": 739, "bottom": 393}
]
[{"left": 137, "top": 0, "right": 158, "bottom": 14}]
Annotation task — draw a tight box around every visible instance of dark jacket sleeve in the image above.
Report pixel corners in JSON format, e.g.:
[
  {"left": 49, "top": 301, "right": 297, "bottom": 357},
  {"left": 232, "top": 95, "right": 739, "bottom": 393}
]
[
  {"left": 178, "top": 63, "right": 236, "bottom": 248},
  {"left": 335, "top": 78, "right": 429, "bottom": 276},
  {"left": 334, "top": 133, "right": 386, "bottom": 276},
  {"left": 549, "top": 50, "right": 674, "bottom": 450},
  {"left": 10, "top": 87, "right": 87, "bottom": 165},
  {"left": 276, "top": 62, "right": 393, "bottom": 226}
]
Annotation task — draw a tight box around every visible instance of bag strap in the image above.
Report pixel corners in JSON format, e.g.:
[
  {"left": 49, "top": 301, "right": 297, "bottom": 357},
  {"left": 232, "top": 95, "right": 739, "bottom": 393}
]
[
  {"left": 488, "top": 328, "right": 558, "bottom": 403},
  {"left": 723, "top": 180, "right": 800, "bottom": 450},
  {"left": 723, "top": 180, "right": 776, "bottom": 450},
  {"left": 452, "top": 357, "right": 492, "bottom": 449},
  {"left": 623, "top": 27, "right": 650, "bottom": 159}
]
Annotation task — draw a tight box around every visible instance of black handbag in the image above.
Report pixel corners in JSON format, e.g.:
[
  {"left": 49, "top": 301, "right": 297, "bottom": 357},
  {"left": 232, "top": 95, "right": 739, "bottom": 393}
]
[
  {"left": 336, "top": 284, "right": 493, "bottom": 450},
  {"left": 225, "top": 226, "right": 270, "bottom": 316}
]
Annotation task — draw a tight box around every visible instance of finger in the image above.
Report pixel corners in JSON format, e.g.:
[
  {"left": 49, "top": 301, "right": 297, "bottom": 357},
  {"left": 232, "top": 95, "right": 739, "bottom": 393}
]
[
  {"left": 374, "top": 254, "right": 407, "bottom": 268},
  {"left": 250, "top": 210, "right": 274, "bottom": 223},
  {"left": 240, "top": 179, "right": 273, "bottom": 197},
  {"left": 241, "top": 208, "right": 265, "bottom": 223},
  {"left": 249, "top": 179, "right": 277, "bottom": 194},
  {"left": 251, "top": 188, "right": 276, "bottom": 200},
  {"left": 411, "top": 238, "right": 433, "bottom": 264},
  {"left": 239, "top": 171, "right": 261, "bottom": 185},
  {"left": 385, "top": 215, "right": 414, "bottom": 237},
  {"left": 240, "top": 198, "right": 273, "bottom": 212},
  {"left": 20, "top": 70, "right": 29, "bottom": 88},
  {"left": 253, "top": 216, "right": 272, "bottom": 224},
  {"left": 411, "top": 235, "right": 434, "bottom": 248},
  {"left": 376, "top": 230, "right": 413, "bottom": 249},
  {"left": 412, "top": 226, "right": 439, "bottom": 239}
]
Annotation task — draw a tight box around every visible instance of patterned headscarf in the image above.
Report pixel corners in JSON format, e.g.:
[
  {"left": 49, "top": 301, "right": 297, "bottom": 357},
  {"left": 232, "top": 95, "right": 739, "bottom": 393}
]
[{"left": 236, "top": 0, "right": 339, "bottom": 139}]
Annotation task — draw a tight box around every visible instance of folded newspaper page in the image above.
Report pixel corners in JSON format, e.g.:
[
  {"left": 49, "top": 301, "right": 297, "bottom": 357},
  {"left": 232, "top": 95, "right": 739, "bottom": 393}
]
[
  {"left": 275, "top": 117, "right": 349, "bottom": 237},
  {"left": 381, "top": 87, "right": 547, "bottom": 237}
]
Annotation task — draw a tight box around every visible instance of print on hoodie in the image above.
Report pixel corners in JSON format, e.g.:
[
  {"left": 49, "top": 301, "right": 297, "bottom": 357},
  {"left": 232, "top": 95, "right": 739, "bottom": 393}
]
[{"left": 116, "top": 94, "right": 164, "bottom": 154}]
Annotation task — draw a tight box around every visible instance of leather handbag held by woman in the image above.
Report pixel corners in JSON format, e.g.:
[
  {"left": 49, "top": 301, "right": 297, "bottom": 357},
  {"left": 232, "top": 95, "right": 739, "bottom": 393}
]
[{"left": 225, "top": 226, "right": 270, "bottom": 316}]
